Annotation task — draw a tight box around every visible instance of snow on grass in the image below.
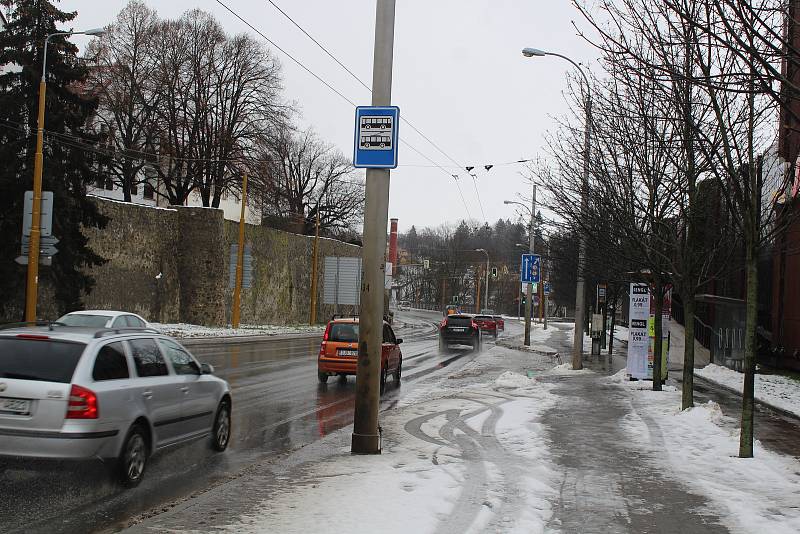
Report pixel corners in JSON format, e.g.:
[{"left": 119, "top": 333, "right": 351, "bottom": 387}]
[
  {"left": 696, "top": 363, "right": 800, "bottom": 418},
  {"left": 547, "top": 362, "right": 593, "bottom": 375},
  {"left": 622, "top": 384, "right": 800, "bottom": 534},
  {"left": 151, "top": 322, "right": 324, "bottom": 339}
]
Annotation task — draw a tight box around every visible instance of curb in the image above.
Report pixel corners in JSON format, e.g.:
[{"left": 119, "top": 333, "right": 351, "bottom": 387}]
[
  {"left": 178, "top": 331, "right": 322, "bottom": 347},
  {"left": 692, "top": 374, "right": 800, "bottom": 422}
]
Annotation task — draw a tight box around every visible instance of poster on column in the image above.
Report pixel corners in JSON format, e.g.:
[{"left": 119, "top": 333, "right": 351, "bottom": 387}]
[{"left": 627, "top": 283, "right": 650, "bottom": 379}]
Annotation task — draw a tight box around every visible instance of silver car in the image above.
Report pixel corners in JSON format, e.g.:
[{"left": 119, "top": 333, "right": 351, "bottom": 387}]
[{"left": 0, "top": 324, "right": 232, "bottom": 487}]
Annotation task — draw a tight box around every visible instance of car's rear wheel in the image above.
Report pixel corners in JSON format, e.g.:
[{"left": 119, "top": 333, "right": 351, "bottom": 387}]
[
  {"left": 380, "top": 366, "right": 387, "bottom": 394},
  {"left": 438, "top": 337, "right": 447, "bottom": 353},
  {"left": 211, "top": 399, "right": 231, "bottom": 452},
  {"left": 118, "top": 424, "right": 148, "bottom": 487},
  {"left": 394, "top": 358, "right": 402, "bottom": 382},
  {"left": 318, "top": 371, "right": 329, "bottom": 383}
]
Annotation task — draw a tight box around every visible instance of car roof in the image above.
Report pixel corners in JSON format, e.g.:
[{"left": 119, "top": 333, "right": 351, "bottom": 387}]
[
  {"left": 448, "top": 314, "right": 474, "bottom": 319},
  {"left": 0, "top": 325, "right": 161, "bottom": 344},
  {"left": 328, "top": 317, "right": 391, "bottom": 326},
  {"left": 61, "top": 310, "right": 138, "bottom": 318}
]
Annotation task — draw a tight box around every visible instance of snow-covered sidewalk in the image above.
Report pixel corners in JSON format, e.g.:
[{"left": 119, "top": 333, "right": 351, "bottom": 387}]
[
  {"left": 611, "top": 369, "right": 800, "bottom": 534},
  {"left": 124, "top": 322, "right": 800, "bottom": 534},
  {"left": 151, "top": 322, "right": 325, "bottom": 339},
  {"left": 696, "top": 363, "right": 800, "bottom": 419}
]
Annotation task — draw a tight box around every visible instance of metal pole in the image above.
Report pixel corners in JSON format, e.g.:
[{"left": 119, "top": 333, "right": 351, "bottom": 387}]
[
  {"left": 309, "top": 210, "right": 320, "bottom": 325},
  {"left": 352, "top": 0, "right": 395, "bottom": 455},
  {"left": 484, "top": 255, "right": 489, "bottom": 311},
  {"left": 572, "top": 95, "right": 591, "bottom": 370},
  {"left": 231, "top": 173, "right": 248, "bottom": 328},
  {"left": 25, "top": 78, "right": 46, "bottom": 322},
  {"left": 524, "top": 185, "right": 536, "bottom": 346}
]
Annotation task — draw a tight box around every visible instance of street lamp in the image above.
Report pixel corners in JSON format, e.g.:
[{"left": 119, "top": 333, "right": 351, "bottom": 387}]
[
  {"left": 504, "top": 183, "right": 536, "bottom": 345},
  {"left": 475, "top": 248, "right": 489, "bottom": 312},
  {"left": 25, "top": 28, "right": 106, "bottom": 322},
  {"left": 522, "top": 46, "right": 591, "bottom": 369}
]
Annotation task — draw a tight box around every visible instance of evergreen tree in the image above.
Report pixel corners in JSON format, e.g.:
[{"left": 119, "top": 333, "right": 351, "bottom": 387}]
[{"left": 0, "top": 0, "right": 107, "bottom": 319}]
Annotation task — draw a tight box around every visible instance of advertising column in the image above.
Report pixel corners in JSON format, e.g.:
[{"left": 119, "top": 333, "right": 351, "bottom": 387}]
[{"left": 627, "top": 283, "right": 650, "bottom": 379}]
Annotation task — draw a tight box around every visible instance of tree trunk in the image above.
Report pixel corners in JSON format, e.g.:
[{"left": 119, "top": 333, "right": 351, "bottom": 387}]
[
  {"left": 608, "top": 301, "right": 615, "bottom": 366},
  {"left": 739, "top": 238, "right": 758, "bottom": 458},
  {"left": 681, "top": 293, "right": 696, "bottom": 410},
  {"left": 653, "top": 278, "right": 663, "bottom": 391}
]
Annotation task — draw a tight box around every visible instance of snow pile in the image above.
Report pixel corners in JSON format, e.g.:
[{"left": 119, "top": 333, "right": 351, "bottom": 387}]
[
  {"left": 495, "top": 370, "right": 538, "bottom": 389},
  {"left": 623, "top": 387, "right": 800, "bottom": 533},
  {"left": 152, "top": 322, "right": 325, "bottom": 339},
  {"left": 696, "top": 363, "right": 800, "bottom": 418},
  {"left": 548, "top": 362, "right": 592, "bottom": 375},
  {"left": 607, "top": 368, "right": 677, "bottom": 391}
]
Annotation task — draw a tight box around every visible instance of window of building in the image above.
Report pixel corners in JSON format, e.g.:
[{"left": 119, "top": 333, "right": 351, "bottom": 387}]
[{"left": 143, "top": 181, "right": 154, "bottom": 200}]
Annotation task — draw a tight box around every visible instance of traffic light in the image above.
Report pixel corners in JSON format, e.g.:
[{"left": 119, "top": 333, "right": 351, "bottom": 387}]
[{"left": 491, "top": 266, "right": 498, "bottom": 278}]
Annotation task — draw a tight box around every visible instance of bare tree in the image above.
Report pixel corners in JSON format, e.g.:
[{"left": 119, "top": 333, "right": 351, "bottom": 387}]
[
  {"left": 87, "top": 0, "right": 160, "bottom": 202},
  {"left": 251, "top": 128, "right": 364, "bottom": 237}
]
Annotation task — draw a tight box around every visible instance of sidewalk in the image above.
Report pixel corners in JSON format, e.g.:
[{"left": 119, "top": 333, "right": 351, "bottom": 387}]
[{"left": 124, "top": 324, "right": 800, "bottom": 533}]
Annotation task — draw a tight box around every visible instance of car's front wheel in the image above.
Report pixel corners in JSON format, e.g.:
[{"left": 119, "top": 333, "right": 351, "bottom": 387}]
[
  {"left": 380, "top": 366, "right": 387, "bottom": 394},
  {"left": 118, "top": 424, "right": 148, "bottom": 487},
  {"left": 211, "top": 399, "right": 231, "bottom": 452},
  {"left": 394, "top": 358, "right": 402, "bottom": 382}
]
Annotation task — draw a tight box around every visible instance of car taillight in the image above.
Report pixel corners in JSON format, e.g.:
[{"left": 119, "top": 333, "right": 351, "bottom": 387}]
[
  {"left": 16, "top": 334, "right": 50, "bottom": 340},
  {"left": 471, "top": 321, "right": 479, "bottom": 330},
  {"left": 66, "top": 385, "right": 98, "bottom": 419},
  {"left": 323, "top": 324, "right": 332, "bottom": 341},
  {"left": 440, "top": 319, "right": 447, "bottom": 329}
]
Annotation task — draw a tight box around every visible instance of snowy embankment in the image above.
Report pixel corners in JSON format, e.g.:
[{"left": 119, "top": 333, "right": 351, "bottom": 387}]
[
  {"left": 610, "top": 369, "right": 800, "bottom": 534},
  {"left": 695, "top": 363, "right": 800, "bottom": 419},
  {"left": 151, "top": 322, "right": 324, "bottom": 339}
]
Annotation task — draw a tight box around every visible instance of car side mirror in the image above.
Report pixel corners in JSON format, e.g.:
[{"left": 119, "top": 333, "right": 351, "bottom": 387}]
[
  {"left": 396, "top": 338, "right": 403, "bottom": 344},
  {"left": 201, "top": 363, "right": 215, "bottom": 375}
]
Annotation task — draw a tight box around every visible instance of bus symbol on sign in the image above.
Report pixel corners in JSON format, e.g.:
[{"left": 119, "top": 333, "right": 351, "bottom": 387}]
[
  {"left": 359, "top": 116, "right": 393, "bottom": 150},
  {"left": 353, "top": 106, "right": 399, "bottom": 168}
]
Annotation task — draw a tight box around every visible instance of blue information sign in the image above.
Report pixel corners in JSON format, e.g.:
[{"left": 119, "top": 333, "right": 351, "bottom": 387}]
[
  {"left": 544, "top": 281, "right": 551, "bottom": 296},
  {"left": 353, "top": 106, "right": 400, "bottom": 168},
  {"left": 520, "top": 254, "right": 541, "bottom": 284}
]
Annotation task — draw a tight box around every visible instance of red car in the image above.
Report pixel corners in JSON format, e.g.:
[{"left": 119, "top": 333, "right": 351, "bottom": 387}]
[
  {"left": 473, "top": 314, "right": 498, "bottom": 338},
  {"left": 494, "top": 315, "right": 505, "bottom": 332},
  {"left": 317, "top": 317, "right": 403, "bottom": 394}
]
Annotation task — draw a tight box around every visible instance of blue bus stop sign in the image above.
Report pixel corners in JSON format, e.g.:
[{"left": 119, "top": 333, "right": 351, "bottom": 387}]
[
  {"left": 353, "top": 106, "right": 400, "bottom": 168},
  {"left": 520, "top": 254, "right": 541, "bottom": 284}
]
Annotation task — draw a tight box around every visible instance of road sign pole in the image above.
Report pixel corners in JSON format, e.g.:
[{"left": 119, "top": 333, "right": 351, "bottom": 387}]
[
  {"left": 353, "top": 0, "right": 395, "bottom": 455},
  {"left": 25, "top": 79, "right": 46, "bottom": 322},
  {"left": 231, "top": 173, "right": 247, "bottom": 329},
  {"left": 524, "top": 185, "right": 536, "bottom": 346}
]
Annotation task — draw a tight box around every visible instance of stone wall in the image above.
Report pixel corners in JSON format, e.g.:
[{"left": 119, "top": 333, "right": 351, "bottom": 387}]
[
  {"left": 27, "top": 197, "right": 361, "bottom": 326},
  {"left": 222, "top": 222, "right": 361, "bottom": 325}
]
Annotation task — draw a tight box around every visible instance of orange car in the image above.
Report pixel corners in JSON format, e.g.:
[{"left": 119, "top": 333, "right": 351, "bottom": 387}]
[{"left": 317, "top": 317, "right": 403, "bottom": 393}]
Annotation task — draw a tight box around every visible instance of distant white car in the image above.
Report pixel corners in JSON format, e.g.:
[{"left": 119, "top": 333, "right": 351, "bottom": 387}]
[
  {"left": 397, "top": 302, "right": 411, "bottom": 311},
  {"left": 56, "top": 310, "right": 149, "bottom": 329}
]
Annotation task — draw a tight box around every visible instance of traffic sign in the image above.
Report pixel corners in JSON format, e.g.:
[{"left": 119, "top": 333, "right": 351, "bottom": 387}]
[
  {"left": 353, "top": 106, "right": 400, "bottom": 168},
  {"left": 423, "top": 259, "right": 430, "bottom": 269},
  {"left": 21, "top": 234, "right": 59, "bottom": 257},
  {"left": 15, "top": 255, "right": 51, "bottom": 266},
  {"left": 544, "top": 281, "right": 551, "bottom": 296},
  {"left": 520, "top": 254, "right": 541, "bottom": 284},
  {"left": 23, "top": 191, "right": 54, "bottom": 237}
]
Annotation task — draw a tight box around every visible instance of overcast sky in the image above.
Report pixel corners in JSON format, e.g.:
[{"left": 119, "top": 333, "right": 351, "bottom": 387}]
[{"left": 61, "top": 0, "right": 597, "bottom": 233}]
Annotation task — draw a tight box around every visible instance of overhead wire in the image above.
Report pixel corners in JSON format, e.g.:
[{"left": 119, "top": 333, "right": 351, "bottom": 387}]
[{"left": 226, "top": 0, "right": 477, "bottom": 220}]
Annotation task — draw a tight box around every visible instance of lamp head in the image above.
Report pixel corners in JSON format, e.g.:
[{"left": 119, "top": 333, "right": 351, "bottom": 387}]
[
  {"left": 522, "top": 47, "right": 547, "bottom": 57},
  {"left": 83, "top": 28, "right": 106, "bottom": 37}
]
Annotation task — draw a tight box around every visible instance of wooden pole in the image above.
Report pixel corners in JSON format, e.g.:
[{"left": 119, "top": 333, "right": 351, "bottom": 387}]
[
  {"left": 310, "top": 210, "right": 321, "bottom": 325},
  {"left": 231, "top": 173, "right": 248, "bottom": 329}
]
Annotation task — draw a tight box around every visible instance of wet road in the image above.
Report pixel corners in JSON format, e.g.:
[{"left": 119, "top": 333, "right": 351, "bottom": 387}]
[{"left": 0, "top": 310, "right": 504, "bottom": 534}]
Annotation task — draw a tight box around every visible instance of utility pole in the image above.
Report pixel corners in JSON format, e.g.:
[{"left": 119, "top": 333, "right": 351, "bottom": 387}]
[
  {"left": 309, "top": 209, "right": 321, "bottom": 325},
  {"left": 524, "top": 185, "right": 536, "bottom": 346},
  {"left": 352, "top": 0, "right": 395, "bottom": 455},
  {"left": 231, "top": 173, "right": 248, "bottom": 329},
  {"left": 572, "top": 95, "right": 591, "bottom": 370},
  {"left": 475, "top": 267, "right": 481, "bottom": 314}
]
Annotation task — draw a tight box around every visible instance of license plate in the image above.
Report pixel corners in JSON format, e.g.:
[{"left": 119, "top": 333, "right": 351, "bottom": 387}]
[
  {"left": 450, "top": 327, "right": 467, "bottom": 332},
  {"left": 0, "top": 397, "right": 32, "bottom": 415},
  {"left": 338, "top": 349, "right": 358, "bottom": 357}
]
